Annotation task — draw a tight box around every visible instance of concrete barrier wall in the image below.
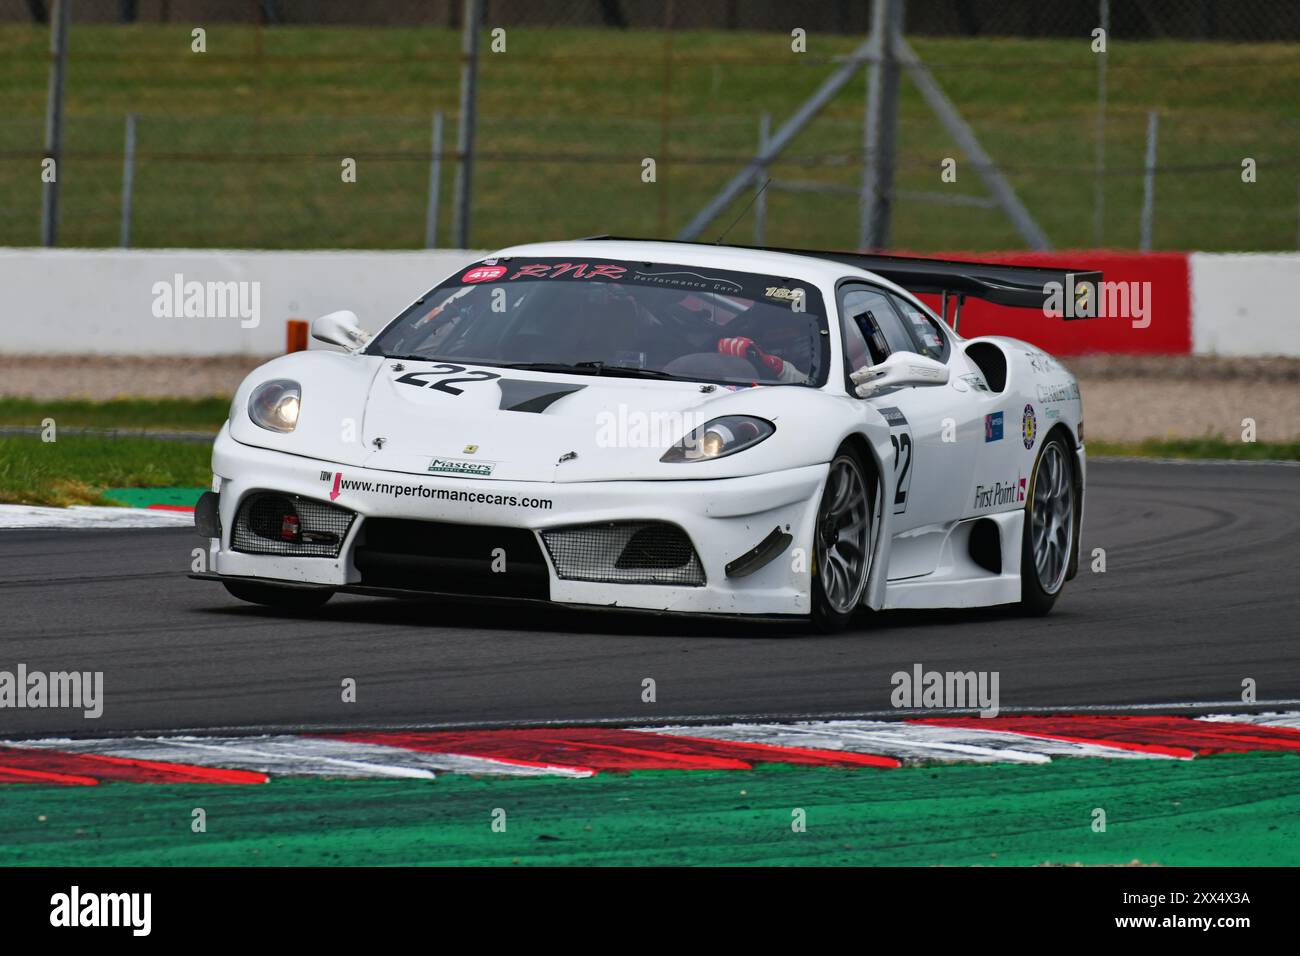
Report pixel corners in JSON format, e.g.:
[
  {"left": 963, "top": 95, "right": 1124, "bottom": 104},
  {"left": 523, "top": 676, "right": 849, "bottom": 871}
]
[
  {"left": 1190, "top": 252, "right": 1300, "bottom": 357},
  {"left": 0, "top": 249, "right": 483, "bottom": 356},
  {"left": 0, "top": 248, "right": 1295, "bottom": 357}
]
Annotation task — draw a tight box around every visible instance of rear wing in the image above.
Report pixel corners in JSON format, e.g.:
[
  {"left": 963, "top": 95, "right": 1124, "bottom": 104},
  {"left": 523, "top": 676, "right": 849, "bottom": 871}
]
[{"left": 581, "top": 236, "right": 1101, "bottom": 328}]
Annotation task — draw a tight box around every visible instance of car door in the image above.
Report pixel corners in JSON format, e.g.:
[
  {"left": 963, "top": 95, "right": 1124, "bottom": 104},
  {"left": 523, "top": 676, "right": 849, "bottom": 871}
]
[{"left": 838, "top": 282, "right": 979, "bottom": 580}]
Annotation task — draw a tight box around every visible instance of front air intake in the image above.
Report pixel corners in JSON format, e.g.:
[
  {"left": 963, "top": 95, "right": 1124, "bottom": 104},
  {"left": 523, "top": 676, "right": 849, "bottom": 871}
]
[
  {"left": 541, "top": 521, "right": 705, "bottom": 586},
  {"left": 231, "top": 492, "right": 355, "bottom": 558}
]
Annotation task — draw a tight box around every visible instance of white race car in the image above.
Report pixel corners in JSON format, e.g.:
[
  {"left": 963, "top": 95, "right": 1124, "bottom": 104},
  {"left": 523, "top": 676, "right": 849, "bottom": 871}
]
[{"left": 192, "top": 238, "right": 1095, "bottom": 631}]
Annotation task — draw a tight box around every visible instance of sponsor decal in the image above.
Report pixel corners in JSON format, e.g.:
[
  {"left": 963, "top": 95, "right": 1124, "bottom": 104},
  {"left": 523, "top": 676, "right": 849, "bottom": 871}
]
[
  {"left": 877, "top": 405, "right": 908, "bottom": 427},
  {"left": 340, "top": 477, "right": 552, "bottom": 510},
  {"left": 435, "top": 258, "right": 823, "bottom": 312},
  {"left": 1022, "top": 403, "right": 1038, "bottom": 449},
  {"left": 984, "top": 411, "right": 1004, "bottom": 442},
  {"left": 508, "top": 262, "right": 627, "bottom": 281},
  {"left": 763, "top": 286, "right": 805, "bottom": 302},
  {"left": 463, "top": 443, "right": 480, "bottom": 454},
  {"left": 1036, "top": 381, "right": 1081, "bottom": 403},
  {"left": 632, "top": 269, "right": 744, "bottom": 293},
  {"left": 428, "top": 457, "right": 495, "bottom": 477},
  {"left": 1023, "top": 349, "right": 1062, "bottom": 375},
  {"left": 461, "top": 264, "right": 508, "bottom": 283},
  {"left": 958, "top": 373, "right": 989, "bottom": 392},
  {"left": 973, "top": 476, "right": 1026, "bottom": 510}
]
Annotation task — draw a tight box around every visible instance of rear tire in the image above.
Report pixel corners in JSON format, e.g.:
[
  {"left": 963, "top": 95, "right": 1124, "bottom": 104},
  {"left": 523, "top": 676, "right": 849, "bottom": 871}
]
[
  {"left": 1019, "top": 432, "right": 1076, "bottom": 616},
  {"left": 811, "top": 447, "right": 876, "bottom": 633},
  {"left": 223, "top": 580, "right": 335, "bottom": 611}
]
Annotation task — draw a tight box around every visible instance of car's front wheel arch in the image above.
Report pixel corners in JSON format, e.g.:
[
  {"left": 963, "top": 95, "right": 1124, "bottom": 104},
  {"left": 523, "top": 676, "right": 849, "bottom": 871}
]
[{"left": 810, "top": 438, "right": 881, "bottom": 633}]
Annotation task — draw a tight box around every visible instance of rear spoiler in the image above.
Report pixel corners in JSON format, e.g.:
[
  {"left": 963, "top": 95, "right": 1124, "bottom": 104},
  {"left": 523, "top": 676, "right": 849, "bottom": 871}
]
[{"left": 581, "top": 236, "right": 1101, "bottom": 325}]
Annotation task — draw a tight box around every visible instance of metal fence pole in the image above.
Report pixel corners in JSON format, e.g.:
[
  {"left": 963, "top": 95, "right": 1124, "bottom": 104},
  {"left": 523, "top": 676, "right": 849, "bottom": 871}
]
[
  {"left": 897, "top": 37, "right": 1051, "bottom": 250},
  {"left": 1094, "top": 0, "right": 1109, "bottom": 247},
  {"left": 1139, "top": 110, "right": 1158, "bottom": 252},
  {"left": 120, "top": 112, "right": 136, "bottom": 248},
  {"left": 425, "top": 110, "right": 444, "bottom": 249},
  {"left": 675, "top": 32, "right": 877, "bottom": 241},
  {"left": 861, "top": 0, "right": 902, "bottom": 250},
  {"left": 452, "top": 0, "right": 482, "bottom": 250},
  {"left": 41, "top": 0, "right": 71, "bottom": 247},
  {"left": 754, "top": 112, "right": 770, "bottom": 244}
]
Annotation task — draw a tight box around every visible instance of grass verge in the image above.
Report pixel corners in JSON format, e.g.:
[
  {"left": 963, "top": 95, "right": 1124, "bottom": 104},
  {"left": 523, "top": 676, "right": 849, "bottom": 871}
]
[
  {"left": 1088, "top": 437, "right": 1300, "bottom": 461},
  {"left": 0, "top": 397, "right": 227, "bottom": 432},
  {"left": 1, "top": 753, "right": 1296, "bottom": 866},
  {"left": 0, "top": 436, "right": 212, "bottom": 506}
]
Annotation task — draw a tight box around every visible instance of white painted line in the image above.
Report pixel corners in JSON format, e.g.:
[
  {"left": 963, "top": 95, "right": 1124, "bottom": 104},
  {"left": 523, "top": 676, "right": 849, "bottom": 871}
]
[{"left": 0, "top": 503, "right": 194, "bottom": 529}]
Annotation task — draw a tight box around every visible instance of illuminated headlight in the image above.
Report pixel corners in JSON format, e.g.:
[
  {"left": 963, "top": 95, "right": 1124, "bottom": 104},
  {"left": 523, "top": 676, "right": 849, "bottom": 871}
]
[
  {"left": 661, "top": 415, "right": 774, "bottom": 463},
  {"left": 248, "top": 379, "right": 301, "bottom": 433}
]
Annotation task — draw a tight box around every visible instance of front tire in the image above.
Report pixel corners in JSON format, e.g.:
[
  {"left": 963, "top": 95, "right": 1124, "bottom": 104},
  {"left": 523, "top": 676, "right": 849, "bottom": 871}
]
[
  {"left": 1019, "top": 432, "right": 1076, "bottom": 616},
  {"left": 811, "top": 448, "right": 875, "bottom": 633},
  {"left": 223, "top": 580, "right": 335, "bottom": 611}
]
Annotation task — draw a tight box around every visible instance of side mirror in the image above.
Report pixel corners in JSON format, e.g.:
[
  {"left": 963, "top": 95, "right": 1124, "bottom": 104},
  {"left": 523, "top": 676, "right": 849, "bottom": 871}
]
[
  {"left": 310, "top": 310, "right": 372, "bottom": 351},
  {"left": 850, "top": 352, "right": 949, "bottom": 398}
]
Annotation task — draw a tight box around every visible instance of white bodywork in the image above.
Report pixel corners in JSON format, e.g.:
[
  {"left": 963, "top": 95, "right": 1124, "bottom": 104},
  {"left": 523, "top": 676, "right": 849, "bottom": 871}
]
[{"left": 204, "top": 240, "right": 1086, "bottom": 618}]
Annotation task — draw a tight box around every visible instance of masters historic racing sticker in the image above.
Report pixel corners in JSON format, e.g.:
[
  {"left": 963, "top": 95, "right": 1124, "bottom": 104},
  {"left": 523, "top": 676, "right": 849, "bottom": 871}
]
[{"left": 1022, "top": 403, "right": 1038, "bottom": 449}]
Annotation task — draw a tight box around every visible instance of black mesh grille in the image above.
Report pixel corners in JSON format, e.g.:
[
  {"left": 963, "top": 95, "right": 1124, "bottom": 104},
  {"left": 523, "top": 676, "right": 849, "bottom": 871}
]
[
  {"left": 231, "top": 492, "right": 355, "bottom": 558},
  {"left": 541, "top": 522, "right": 705, "bottom": 586},
  {"left": 354, "top": 519, "right": 549, "bottom": 599}
]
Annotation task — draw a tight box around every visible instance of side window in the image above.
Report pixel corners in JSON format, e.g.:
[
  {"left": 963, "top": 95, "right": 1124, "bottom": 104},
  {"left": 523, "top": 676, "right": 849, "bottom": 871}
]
[
  {"left": 838, "top": 285, "right": 915, "bottom": 371},
  {"left": 890, "top": 293, "right": 951, "bottom": 363}
]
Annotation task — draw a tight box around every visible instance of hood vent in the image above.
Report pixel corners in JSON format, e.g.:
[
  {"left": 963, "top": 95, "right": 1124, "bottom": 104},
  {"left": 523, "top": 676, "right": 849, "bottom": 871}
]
[{"left": 498, "top": 379, "right": 587, "bottom": 413}]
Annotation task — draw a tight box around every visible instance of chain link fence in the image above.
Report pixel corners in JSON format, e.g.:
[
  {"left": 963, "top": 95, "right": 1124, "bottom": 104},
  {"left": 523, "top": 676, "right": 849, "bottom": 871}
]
[{"left": 2, "top": 0, "right": 1298, "bottom": 251}]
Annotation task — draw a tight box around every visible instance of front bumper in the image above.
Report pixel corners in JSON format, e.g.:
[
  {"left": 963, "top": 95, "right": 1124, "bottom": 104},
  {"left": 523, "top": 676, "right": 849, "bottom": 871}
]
[{"left": 202, "top": 426, "right": 828, "bottom": 616}]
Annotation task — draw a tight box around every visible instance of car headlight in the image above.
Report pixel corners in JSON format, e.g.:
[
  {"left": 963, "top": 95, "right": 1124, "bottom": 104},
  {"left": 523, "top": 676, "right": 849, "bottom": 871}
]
[
  {"left": 248, "top": 379, "right": 301, "bottom": 433},
  {"left": 661, "top": 415, "right": 774, "bottom": 463}
]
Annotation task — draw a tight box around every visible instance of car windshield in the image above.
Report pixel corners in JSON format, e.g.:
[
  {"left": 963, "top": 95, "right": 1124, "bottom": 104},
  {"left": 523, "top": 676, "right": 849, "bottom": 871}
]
[{"left": 366, "top": 257, "right": 829, "bottom": 387}]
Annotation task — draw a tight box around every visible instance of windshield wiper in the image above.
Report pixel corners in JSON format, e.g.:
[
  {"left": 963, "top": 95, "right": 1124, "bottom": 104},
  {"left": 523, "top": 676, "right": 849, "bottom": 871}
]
[{"left": 499, "top": 361, "right": 675, "bottom": 380}]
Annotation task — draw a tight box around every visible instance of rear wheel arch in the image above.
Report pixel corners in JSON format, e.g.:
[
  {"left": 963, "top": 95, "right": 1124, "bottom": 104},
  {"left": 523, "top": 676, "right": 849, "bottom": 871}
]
[
  {"left": 1019, "top": 427, "right": 1078, "bottom": 615},
  {"left": 1043, "top": 422, "right": 1084, "bottom": 582}
]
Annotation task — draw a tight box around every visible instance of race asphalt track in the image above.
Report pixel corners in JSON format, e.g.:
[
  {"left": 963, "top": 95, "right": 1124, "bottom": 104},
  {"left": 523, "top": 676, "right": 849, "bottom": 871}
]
[{"left": 1, "top": 459, "right": 1297, "bottom": 737}]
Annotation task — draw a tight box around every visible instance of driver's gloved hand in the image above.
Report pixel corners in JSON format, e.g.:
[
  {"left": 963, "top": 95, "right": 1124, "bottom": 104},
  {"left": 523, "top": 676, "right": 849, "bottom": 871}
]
[{"left": 717, "top": 336, "right": 808, "bottom": 384}]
